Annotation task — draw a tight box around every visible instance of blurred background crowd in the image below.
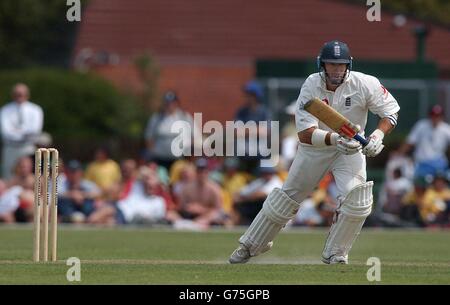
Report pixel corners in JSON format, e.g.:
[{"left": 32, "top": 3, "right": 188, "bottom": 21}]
[
  {"left": 0, "top": 81, "right": 448, "bottom": 229},
  {"left": 0, "top": 1, "right": 449, "bottom": 229}
]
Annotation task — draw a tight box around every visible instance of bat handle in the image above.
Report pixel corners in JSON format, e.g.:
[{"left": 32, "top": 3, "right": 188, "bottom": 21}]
[{"left": 353, "top": 134, "right": 369, "bottom": 147}]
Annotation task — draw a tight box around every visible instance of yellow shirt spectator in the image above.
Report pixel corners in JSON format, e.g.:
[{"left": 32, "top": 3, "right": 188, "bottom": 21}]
[
  {"left": 402, "top": 189, "right": 446, "bottom": 223},
  {"left": 169, "top": 159, "right": 192, "bottom": 184},
  {"left": 223, "top": 172, "right": 248, "bottom": 197},
  {"left": 84, "top": 147, "right": 121, "bottom": 192},
  {"left": 85, "top": 159, "right": 121, "bottom": 190},
  {"left": 222, "top": 172, "right": 248, "bottom": 213}
]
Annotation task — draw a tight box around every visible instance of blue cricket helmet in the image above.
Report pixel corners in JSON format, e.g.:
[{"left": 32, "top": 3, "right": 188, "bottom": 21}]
[{"left": 317, "top": 40, "right": 353, "bottom": 70}]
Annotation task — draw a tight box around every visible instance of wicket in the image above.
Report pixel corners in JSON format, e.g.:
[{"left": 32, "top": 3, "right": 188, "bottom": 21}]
[{"left": 33, "top": 148, "right": 59, "bottom": 262}]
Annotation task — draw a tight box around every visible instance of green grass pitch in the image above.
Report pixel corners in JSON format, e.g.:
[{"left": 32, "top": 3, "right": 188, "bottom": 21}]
[{"left": 0, "top": 226, "right": 449, "bottom": 284}]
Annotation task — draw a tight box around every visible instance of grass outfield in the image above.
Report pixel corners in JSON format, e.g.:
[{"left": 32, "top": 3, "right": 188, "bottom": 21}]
[{"left": 0, "top": 225, "right": 449, "bottom": 284}]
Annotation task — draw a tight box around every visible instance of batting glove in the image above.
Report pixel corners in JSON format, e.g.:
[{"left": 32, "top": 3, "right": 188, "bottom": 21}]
[
  {"left": 362, "top": 129, "right": 385, "bottom": 157},
  {"left": 330, "top": 133, "right": 362, "bottom": 155},
  {"left": 336, "top": 137, "right": 362, "bottom": 155}
]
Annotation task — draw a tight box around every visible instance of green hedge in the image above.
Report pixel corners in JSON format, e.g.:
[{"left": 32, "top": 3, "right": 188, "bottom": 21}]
[{"left": 0, "top": 69, "right": 149, "bottom": 160}]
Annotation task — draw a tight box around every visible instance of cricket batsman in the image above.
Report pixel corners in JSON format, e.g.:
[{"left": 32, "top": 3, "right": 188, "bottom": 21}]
[{"left": 229, "top": 40, "right": 400, "bottom": 264}]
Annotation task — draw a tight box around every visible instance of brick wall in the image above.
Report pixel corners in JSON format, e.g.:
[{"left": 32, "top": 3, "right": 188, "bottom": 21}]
[{"left": 94, "top": 59, "right": 254, "bottom": 122}]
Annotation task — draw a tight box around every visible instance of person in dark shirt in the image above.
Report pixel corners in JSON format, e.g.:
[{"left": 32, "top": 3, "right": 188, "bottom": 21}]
[{"left": 234, "top": 81, "right": 272, "bottom": 173}]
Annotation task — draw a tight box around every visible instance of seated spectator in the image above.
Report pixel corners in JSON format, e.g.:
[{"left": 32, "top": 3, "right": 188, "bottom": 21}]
[
  {"left": 291, "top": 174, "right": 337, "bottom": 227},
  {"left": 115, "top": 167, "right": 169, "bottom": 225},
  {"left": 428, "top": 173, "right": 450, "bottom": 225},
  {"left": 292, "top": 197, "right": 322, "bottom": 227},
  {"left": 0, "top": 179, "right": 9, "bottom": 223},
  {"left": 104, "top": 158, "right": 138, "bottom": 203},
  {"left": 221, "top": 158, "right": 249, "bottom": 215},
  {"left": 147, "top": 159, "right": 170, "bottom": 186},
  {"left": 88, "top": 166, "right": 169, "bottom": 225},
  {"left": 292, "top": 197, "right": 336, "bottom": 227},
  {"left": 203, "top": 157, "right": 225, "bottom": 186},
  {"left": 85, "top": 147, "right": 121, "bottom": 196},
  {"left": 7, "top": 156, "right": 34, "bottom": 188},
  {"left": 316, "top": 174, "right": 339, "bottom": 226},
  {"left": 233, "top": 166, "right": 283, "bottom": 225},
  {"left": 381, "top": 168, "right": 413, "bottom": 215},
  {"left": 0, "top": 176, "right": 34, "bottom": 223},
  {"left": 172, "top": 158, "right": 227, "bottom": 229},
  {"left": 150, "top": 169, "right": 178, "bottom": 224},
  {"left": 385, "top": 147, "right": 415, "bottom": 182},
  {"left": 56, "top": 158, "right": 67, "bottom": 185},
  {"left": 376, "top": 145, "right": 414, "bottom": 215},
  {"left": 169, "top": 157, "right": 194, "bottom": 185},
  {"left": 401, "top": 176, "right": 446, "bottom": 227},
  {"left": 171, "top": 162, "right": 196, "bottom": 203},
  {"left": 59, "top": 160, "right": 101, "bottom": 223},
  {"left": 118, "top": 159, "right": 138, "bottom": 200},
  {"left": 0, "top": 179, "right": 15, "bottom": 222},
  {"left": 317, "top": 200, "right": 337, "bottom": 226}
]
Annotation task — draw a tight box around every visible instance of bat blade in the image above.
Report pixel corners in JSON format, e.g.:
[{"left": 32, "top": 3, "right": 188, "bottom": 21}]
[{"left": 304, "top": 98, "right": 368, "bottom": 146}]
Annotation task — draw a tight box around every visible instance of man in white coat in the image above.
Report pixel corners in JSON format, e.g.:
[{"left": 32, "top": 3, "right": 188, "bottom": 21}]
[
  {"left": 0, "top": 84, "right": 43, "bottom": 179},
  {"left": 229, "top": 40, "right": 400, "bottom": 264}
]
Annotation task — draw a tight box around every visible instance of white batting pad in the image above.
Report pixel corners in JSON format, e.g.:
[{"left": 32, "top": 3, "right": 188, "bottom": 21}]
[
  {"left": 239, "top": 188, "right": 300, "bottom": 256},
  {"left": 322, "top": 181, "right": 373, "bottom": 261}
]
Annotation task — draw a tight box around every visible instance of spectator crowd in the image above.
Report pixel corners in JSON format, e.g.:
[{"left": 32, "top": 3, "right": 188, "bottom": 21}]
[
  {"left": 375, "top": 104, "right": 450, "bottom": 228},
  {"left": 0, "top": 82, "right": 449, "bottom": 229}
]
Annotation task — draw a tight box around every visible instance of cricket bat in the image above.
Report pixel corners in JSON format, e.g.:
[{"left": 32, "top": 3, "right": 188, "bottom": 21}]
[{"left": 303, "top": 98, "right": 369, "bottom": 146}]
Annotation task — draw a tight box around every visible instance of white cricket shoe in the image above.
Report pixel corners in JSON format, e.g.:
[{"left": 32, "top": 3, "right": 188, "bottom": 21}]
[
  {"left": 229, "top": 242, "right": 273, "bottom": 264},
  {"left": 322, "top": 254, "right": 348, "bottom": 265}
]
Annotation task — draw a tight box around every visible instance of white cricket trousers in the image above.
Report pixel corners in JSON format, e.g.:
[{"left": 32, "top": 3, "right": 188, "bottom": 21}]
[{"left": 282, "top": 143, "right": 367, "bottom": 204}]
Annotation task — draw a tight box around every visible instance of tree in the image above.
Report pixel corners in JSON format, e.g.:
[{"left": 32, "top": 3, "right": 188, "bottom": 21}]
[
  {"left": 0, "top": 68, "right": 148, "bottom": 159},
  {"left": 0, "top": 0, "right": 87, "bottom": 68},
  {"left": 383, "top": 0, "right": 450, "bottom": 26},
  {"left": 348, "top": 0, "right": 450, "bottom": 26}
]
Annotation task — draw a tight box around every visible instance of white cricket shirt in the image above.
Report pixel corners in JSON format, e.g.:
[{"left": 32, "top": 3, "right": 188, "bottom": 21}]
[{"left": 295, "top": 72, "right": 400, "bottom": 136}]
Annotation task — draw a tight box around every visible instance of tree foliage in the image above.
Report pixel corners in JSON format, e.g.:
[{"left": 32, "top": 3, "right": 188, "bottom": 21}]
[
  {"left": 352, "top": 0, "right": 450, "bottom": 26},
  {"left": 0, "top": 0, "right": 87, "bottom": 68},
  {"left": 0, "top": 68, "right": 148, "bottom": 139}
]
